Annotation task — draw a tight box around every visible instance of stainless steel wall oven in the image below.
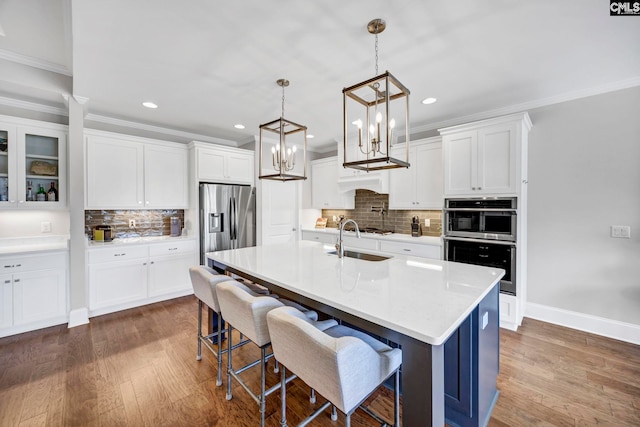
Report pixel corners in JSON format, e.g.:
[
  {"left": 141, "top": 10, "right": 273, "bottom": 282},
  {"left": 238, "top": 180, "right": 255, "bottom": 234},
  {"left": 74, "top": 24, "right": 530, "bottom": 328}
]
[{"left": 444, "top": 197, "right": 517, "bottom": 295}]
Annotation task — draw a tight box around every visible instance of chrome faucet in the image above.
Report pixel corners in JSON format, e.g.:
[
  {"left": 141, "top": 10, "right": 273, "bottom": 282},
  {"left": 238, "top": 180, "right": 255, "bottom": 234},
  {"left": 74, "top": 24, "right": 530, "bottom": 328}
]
[{"left": 336, "top": 218, "right": 361, "bottom": 258}]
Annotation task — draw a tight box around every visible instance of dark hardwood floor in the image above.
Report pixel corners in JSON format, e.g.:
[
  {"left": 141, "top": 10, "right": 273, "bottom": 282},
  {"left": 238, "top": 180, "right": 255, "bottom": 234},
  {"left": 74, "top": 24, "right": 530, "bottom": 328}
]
[{"left": 1, "top": 296, "right": 639, "bottom": 426}]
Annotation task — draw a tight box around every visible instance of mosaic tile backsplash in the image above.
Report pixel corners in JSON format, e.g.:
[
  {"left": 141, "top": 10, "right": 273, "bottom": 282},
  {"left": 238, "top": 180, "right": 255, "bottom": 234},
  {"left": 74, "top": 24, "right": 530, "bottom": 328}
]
[
  {"left": 85, "top": 210, "right": 185, "bottom": 239},
  {"left": 322, "top": 190, "right": 442, "bottom": 237}
]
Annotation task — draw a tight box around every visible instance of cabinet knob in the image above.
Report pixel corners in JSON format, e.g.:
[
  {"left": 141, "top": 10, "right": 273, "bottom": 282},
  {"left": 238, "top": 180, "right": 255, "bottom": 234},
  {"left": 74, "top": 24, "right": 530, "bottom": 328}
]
[
  {"left": 150, "top": 261, "right": 154, "bottom": 265},
  {"left": 145, "top": 201, "right": 150, "bottom": 205},
  {"left": 18, "top": 200, "right": 25, "bottom": 204},
  {"left": 138, "top": 201, "right": 143, "bottom": 204}
]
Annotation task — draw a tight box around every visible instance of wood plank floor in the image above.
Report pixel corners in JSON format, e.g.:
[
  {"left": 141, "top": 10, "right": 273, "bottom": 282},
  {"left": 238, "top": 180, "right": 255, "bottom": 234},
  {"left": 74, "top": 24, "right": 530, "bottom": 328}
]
[{"left": 1, "top": 296, "right": 639, "bottom": 426}]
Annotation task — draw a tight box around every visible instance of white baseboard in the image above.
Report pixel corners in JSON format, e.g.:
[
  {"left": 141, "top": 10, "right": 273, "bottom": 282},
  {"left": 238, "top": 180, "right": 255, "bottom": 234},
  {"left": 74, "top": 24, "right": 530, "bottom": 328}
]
[
  {"left": 525, "top": 302, "right": 640, "bottom": 345},
  {"left": 67, "top": 307, "right": 90, "bottom": 328}
]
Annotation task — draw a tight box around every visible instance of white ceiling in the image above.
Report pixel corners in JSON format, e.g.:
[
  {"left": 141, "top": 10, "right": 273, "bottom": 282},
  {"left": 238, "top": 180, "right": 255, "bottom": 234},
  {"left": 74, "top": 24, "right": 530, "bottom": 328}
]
[{"left": 0, "top": 0, "right": 639, "bottom": 150}]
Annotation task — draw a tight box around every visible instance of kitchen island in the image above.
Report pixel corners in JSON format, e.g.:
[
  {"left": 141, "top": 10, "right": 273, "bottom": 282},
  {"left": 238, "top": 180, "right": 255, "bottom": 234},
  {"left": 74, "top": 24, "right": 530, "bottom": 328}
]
[{"left": 208, "top": 240, "right": 503, "bottom": 426}]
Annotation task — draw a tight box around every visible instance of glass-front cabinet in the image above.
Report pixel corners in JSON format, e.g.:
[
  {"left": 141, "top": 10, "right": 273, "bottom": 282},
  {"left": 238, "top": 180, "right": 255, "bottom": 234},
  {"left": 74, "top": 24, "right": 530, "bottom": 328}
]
[{"left": 0, "top": 117, "right": 67, "bottom": 209}]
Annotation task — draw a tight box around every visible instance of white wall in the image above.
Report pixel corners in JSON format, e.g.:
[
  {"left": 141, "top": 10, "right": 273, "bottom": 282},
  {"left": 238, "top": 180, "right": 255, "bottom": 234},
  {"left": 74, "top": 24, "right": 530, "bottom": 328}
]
[
  {"left": 527, "top": 87, "right": 640, "bottom": 327},
  {"left": 0, "top": 210, "right": 70, "bottom": 237}
]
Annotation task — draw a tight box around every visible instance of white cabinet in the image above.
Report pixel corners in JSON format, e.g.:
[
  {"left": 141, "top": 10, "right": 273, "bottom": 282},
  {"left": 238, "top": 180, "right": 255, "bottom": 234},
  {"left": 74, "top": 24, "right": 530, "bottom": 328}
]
[
  {"left": 301, "top": 230, "right": 335, "bottom": 244},
  {"left": 0, "top": 251, "right": 68, "bottom": 337},
  {"left": 193, "top": 142, "right": 254, "bottom": 185},
  {"left": 85, "top": 131, "right": 189, "bottom": 209},
  {"left": 389, "top": 138, "right": 443, "bottom": 209},
  {"left": 379, "top": 240, "right": 441, "bottom": 259},
  {"left": 440, "top": 113, "right": 531, "bottom": 196},
  {"left": 311, "top": 157, "right": 355, "bottom": 209},
  {"left": 87, "top": 239, "right": 196, "bottom": 316},
  {"left": 0, "top": 116, "right": 67, "bottom": 209}
]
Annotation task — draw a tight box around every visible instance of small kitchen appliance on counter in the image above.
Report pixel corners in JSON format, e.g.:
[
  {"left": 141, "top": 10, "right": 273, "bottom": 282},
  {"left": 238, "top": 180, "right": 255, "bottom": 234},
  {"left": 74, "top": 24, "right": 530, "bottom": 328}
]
[
  {"left": 170, "top": 217, "right": 181, "bottom": 236},
  {"left": 411, "top": 216, "right": 421, "bottom": 237},
  {"left": 93, "top": 225, "right": 113, "bottom": 242}
]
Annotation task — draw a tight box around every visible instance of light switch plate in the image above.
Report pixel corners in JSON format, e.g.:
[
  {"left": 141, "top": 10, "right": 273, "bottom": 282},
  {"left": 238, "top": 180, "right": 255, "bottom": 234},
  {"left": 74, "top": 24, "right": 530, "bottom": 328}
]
[
  {"left": 611, "top": 225, "right": 631, "bottom": 239},
  {"left": 424, "top": 218, "right": 431, "bottom": 227},
  {"left": 41, "top": 221, "right": 51, "bottom": 233}
]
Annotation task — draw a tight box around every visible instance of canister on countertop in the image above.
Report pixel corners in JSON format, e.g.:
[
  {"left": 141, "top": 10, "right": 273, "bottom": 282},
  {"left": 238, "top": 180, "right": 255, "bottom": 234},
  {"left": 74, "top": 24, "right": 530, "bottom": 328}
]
[
  {"left": 411, "top": 216, "right": 421, "bottom": 237},
  {"left": 94, "top": 225, "right": 113, "bottom": 241},
  {"left": 170, "top": 217, "right": 181, "bottom": 237}
]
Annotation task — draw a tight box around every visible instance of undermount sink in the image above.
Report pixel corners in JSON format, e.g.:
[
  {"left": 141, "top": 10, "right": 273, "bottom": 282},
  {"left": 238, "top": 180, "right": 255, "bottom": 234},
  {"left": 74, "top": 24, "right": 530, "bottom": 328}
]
[{"left": 327, "top": 250, "right": 391, "bottom": 262}]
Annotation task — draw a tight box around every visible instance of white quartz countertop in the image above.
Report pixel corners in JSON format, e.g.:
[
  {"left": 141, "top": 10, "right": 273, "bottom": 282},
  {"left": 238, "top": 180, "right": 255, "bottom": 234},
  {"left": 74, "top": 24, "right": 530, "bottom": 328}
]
[
  {"left": 302, "top": 227, "right": 442, "bottom": 246},
  {"left": 86, "top": 235, "right": 196, "bottom": 248},
  {"left": 207, "top": 240, "right": 502, "bottom": 345},
  {"left": 0, "top": 235, "right": 69, "bottom": 255}
]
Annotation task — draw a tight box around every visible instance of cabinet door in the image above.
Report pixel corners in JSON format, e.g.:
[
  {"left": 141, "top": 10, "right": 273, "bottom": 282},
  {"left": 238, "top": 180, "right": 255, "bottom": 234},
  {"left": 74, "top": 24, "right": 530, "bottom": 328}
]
[
  {"left": 311, "top": 158, "right": 354, "bottom": 209},
  {"left": 414, "top": 142, "right": 443, "bottom": 209},
  {"left": 443, "top": 131, "right": 476, "bottom": 196},
  {"left": 227, "top": 151, "right": 254, "bottom": 184},
  {"left": 86, "top": 136, "right": 144, "bottom": 208},
  {"left": 0, "top": 124, "right": 18, "bottom": 207},
  {"left": 144, "top": 144, "right": 188, "bottom": 208},
  {"left": 89, "top": 260, "right": 148, "bottom": 310},
  {"left": 197, "top": 148, "right": 226, "bottom": 182},
  {"left": 0, "top": 274, "right": 13, "bottom": 328},
  {"left": 388, "top": 146, "right": 415, "bottom": 209},
  {"left": 477, "top": 123, "right": 517, "bottom": 194},
  {"left": 148, "top": 253, "right": 194, "bottom": 297},
  {"left": 19, "top": 127, "right": 67, "bottom": 208},
  {"left": 301, "top": 231, "right": 335, "bottom": 244},
  {"left": 13, "top": 268, "right": 66, "bottom": 326}
]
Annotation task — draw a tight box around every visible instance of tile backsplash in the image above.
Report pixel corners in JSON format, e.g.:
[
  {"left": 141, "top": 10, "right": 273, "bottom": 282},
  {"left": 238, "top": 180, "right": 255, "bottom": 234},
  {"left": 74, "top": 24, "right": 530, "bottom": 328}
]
[
  {"left": 321, "top": 190, "right": 442, "bottom": 237},
  {"left": 85, "top": 210, "right": 185, "bottom": 239}
]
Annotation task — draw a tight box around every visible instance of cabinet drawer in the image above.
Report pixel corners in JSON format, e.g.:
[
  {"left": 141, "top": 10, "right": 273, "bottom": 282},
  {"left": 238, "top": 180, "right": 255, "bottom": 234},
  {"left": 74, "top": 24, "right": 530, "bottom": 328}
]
[
  {"left": 301, "top": 231, "right": 335, "bottom": 244},
  {"left": 149, "top": 240, "right": 196, "bottom": 257},
  {"left": 1, "top": 252, "right": 66, "bottom": 273},
  {"left": 379, "top": 241, "right": 441, "bottom": 259},
  {"left": 88, "top": 246, "right": 149, "bottom": 264}
]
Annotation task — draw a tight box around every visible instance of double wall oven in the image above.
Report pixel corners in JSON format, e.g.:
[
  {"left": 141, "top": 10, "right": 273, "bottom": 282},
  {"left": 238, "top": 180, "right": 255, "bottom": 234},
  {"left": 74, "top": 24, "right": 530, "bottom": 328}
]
[{"left": 443, "top": 197, "right": 517, "bottom": 295}]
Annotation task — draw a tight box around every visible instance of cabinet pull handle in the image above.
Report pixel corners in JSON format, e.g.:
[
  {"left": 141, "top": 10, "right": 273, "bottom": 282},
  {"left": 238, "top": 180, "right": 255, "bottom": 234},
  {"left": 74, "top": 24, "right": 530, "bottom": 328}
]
[
  {"left": 16, "top": 264, "right": 21, "bottom": 267},
  {"left": 143, "top": 262, "right": 147, "bottom": 266},
  {"left": 403, "top": 249, "right": 411, "bottom": 252},
  {"left": 168, "top": 247, "right": 178, "bottom": 251},
  {"left": 4, "top": 265, "right": 12, "bottom": 268},
  {"left": 150, "top": 261, "right": 154, "bottom": 265},
  {"left": 14, "top": 279, "right": 20, "bottom": 283},
  {"left": 4, "top": 280, "right": 10, "bottom": 284},
  {"left": 114, "top": 253, "right": 126, "bottom": 257}
]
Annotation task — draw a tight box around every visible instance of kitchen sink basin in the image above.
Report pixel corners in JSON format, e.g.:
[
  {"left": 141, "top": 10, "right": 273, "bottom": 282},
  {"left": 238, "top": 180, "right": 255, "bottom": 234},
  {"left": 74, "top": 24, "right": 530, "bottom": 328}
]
[{"left": 327, "top": 250, "right": 391, "bottom": 262}]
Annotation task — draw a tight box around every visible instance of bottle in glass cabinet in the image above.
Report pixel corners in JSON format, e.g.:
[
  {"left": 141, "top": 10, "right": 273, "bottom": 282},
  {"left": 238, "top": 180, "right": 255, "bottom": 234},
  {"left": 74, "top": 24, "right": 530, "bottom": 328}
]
[
  {"left": 47, "top": 182, "right": 58, "bottom": 202},
  {"left": 26, "top": 180, "right": 33, "bottom": 201},
  {"left": 36, "top": 184, "right": 46, "bottom": 201}
]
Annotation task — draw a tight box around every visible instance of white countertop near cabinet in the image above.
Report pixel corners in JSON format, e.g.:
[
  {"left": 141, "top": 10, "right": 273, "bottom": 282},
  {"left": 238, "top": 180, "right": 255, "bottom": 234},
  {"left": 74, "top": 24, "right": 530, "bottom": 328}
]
[
  {"left": 0, "top": 235, "right": 69, "bottom": 254},
  {"left": 301, "top": 227, "right": 442, "bottom": 246},
  {"left": 86, "top": 235, "right": 196, "bottom": 248}
]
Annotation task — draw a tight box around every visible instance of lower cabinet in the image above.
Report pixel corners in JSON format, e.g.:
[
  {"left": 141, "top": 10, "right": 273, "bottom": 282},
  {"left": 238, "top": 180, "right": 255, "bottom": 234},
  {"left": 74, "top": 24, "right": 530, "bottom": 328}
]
[
  {"left": 88, "top": 240, "right": 196, "bottom": 316},
  {"left": 0, "top": 251, "right": 68, "bottom": 338}
]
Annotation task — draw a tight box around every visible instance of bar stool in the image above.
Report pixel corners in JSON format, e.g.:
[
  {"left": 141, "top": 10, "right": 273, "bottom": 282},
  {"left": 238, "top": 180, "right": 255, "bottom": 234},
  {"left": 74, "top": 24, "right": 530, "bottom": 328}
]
[
  {"left": 216, "top": 280, "right": 327, "bottom": 427},
  {"left": 267, "top": 306, "right": 402, "bottom": 427},
  {"left": 189, "top": 266, "right": 251, "bottom": 386}
]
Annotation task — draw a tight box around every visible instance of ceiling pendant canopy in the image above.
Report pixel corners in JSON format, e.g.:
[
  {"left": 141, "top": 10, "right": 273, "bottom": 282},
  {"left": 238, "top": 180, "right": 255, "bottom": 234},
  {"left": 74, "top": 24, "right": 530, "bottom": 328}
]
[
  {"left": 258, "top": 78, "right": 307, "bottom": 181},
  {"left": 342, "top": 18, "right": 410, "bottom": 171}
]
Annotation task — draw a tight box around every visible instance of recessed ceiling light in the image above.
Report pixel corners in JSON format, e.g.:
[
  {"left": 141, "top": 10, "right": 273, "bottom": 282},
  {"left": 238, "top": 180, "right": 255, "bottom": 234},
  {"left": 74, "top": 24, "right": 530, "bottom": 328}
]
[
  {"left": 421, "top": 97, "right": 437, "bottom": 105},
  {"left": 234, "top": 124, "right": 245, "bottom": 129},
  {"left": 142, "top": 101, "right": 158, "bottom": 109},
  {"left": 307, "top": 134, "right": 314, "bottom": 139}
]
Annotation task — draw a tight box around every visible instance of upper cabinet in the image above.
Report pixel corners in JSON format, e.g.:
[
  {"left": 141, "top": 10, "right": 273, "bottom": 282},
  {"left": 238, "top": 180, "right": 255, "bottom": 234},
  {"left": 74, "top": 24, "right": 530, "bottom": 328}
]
[
  {"left": 0, "top": 117, "right": 67, "bottom": 210},
  {"left": 389, "top": 137, "right": 443, "bottom": 210},
  {"left": 85, "top": 131, "right": 188, "bottom": 209},
  {"left": 192, "top": 142, "right": 254, "bottom": 185},
  {"left": 311, "top": 157, "right": 355, "bottom": 209},
  {"left": 440, "top": 113, "right": 531, "bottom": 197}
]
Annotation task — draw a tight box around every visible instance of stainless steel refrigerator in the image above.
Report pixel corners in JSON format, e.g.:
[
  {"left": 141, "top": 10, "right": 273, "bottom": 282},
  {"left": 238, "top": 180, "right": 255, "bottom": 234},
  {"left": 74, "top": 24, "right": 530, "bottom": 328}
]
[{"left": 199, "top": 183, "right": 256, "bottom": 264}]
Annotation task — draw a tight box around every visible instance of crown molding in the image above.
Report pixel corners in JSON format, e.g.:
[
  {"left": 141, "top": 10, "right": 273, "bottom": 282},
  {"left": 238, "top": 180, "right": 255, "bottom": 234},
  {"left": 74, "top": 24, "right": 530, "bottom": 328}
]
[
  {"left": 0, "top": 49, "right": 72, "bottom": 77},
  {"left": 84, "top": 113, "right": 239, "bottom": 146},
  {"left": 0, "top": 95, "right": 68, "bottom": 116},
  {"left": 410, "top": 76, "right": 640, "bottom": 135}
]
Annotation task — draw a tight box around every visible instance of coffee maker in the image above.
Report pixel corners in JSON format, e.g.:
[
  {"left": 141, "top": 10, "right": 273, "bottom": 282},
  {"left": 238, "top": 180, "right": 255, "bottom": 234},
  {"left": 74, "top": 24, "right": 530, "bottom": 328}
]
[{"left": 411, "top": 216, "right": 421, "bottom": 237}]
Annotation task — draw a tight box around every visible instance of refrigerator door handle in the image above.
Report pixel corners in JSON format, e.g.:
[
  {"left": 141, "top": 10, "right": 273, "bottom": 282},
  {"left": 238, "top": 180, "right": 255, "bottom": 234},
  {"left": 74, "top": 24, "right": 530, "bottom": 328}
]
[{"left": 230, "top": 197, "right": 237, "bottom": 243}]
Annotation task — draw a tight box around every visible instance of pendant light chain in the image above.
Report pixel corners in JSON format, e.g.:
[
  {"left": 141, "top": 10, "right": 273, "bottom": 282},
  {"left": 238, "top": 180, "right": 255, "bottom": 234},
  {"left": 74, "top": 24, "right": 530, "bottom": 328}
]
[
  {"left": 281, "top": 83, "right": 285, "bottom": 118},
  {"left": 375, "top": 32, "right": 379, "bottom": 76}
]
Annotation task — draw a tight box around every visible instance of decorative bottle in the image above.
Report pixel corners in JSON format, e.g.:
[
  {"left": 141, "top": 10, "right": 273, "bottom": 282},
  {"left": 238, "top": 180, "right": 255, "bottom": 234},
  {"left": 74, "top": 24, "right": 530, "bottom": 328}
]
[
  {"left": 36, "top": 184, "right": 46, "bottom": 201},
  {"left": 47, "top": 182, "right": 58, "bottom": 202},
  {"left": 26, "top": 180, "right": 33, "bottom": 201}
]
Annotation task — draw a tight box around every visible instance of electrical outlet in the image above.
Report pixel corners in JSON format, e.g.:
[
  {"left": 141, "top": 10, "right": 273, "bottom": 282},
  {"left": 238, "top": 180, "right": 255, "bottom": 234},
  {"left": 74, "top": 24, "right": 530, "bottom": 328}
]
[
  {"left": 41, "top": 221, "right": 51, "bottom": 233},
  {"left": 611, "top": 225, "right": 631, "bottom": 239},
  {"left": 424, "top": 218, "right": 431, "bottom": 227},
  {"left": 129, "top": 219, "right": 136, "bottom": 228}
]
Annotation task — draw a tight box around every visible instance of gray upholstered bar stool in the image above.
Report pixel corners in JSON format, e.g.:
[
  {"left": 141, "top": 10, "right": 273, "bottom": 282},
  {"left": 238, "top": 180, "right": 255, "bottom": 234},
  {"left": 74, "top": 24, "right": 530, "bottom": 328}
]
[
  {"left": 216, "top": 280, "right": 327, "bottom": 427},
  {"left": 267, "top": 306, "right": 402, "bottom": 427},
  {"left": 189, "top": 265, "right": 252, "bottom": 387}
]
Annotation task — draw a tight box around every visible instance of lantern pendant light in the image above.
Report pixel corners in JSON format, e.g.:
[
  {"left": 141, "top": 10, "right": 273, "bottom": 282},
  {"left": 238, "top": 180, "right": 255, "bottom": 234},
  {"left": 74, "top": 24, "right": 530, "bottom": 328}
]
[
  {"left": 259, "top": 79, "right": 307, "bottom": 181},
  {"left": 342, "top": 18, "right": 410, "bottom": 171}
]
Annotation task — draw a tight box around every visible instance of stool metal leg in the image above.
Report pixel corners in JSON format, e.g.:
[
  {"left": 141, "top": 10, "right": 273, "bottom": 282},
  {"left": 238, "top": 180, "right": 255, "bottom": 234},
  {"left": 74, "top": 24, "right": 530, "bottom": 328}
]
[
  {"left": 216, "top": 312, "right": 224, "bottom": 386},
  {"left": 394, "top": 369, "right": 400, "bottom": 426},
  {"left": 310, "top": 388, "right": 316, "bottom": 404},
  {"left": 280, "top": 365, "right": 287, "bottom": 427},
  {"left": 331, "top": 405, "right": 338, "bottom": 421},
  {"left": 196, "top": 300, "right": 203, "bottom": 361},
  {"left": 226, "top": 324, "right": 233, "bottom": 400},
  {"left": 260, "top": 346, "right": 267, "bottom": 427}
]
